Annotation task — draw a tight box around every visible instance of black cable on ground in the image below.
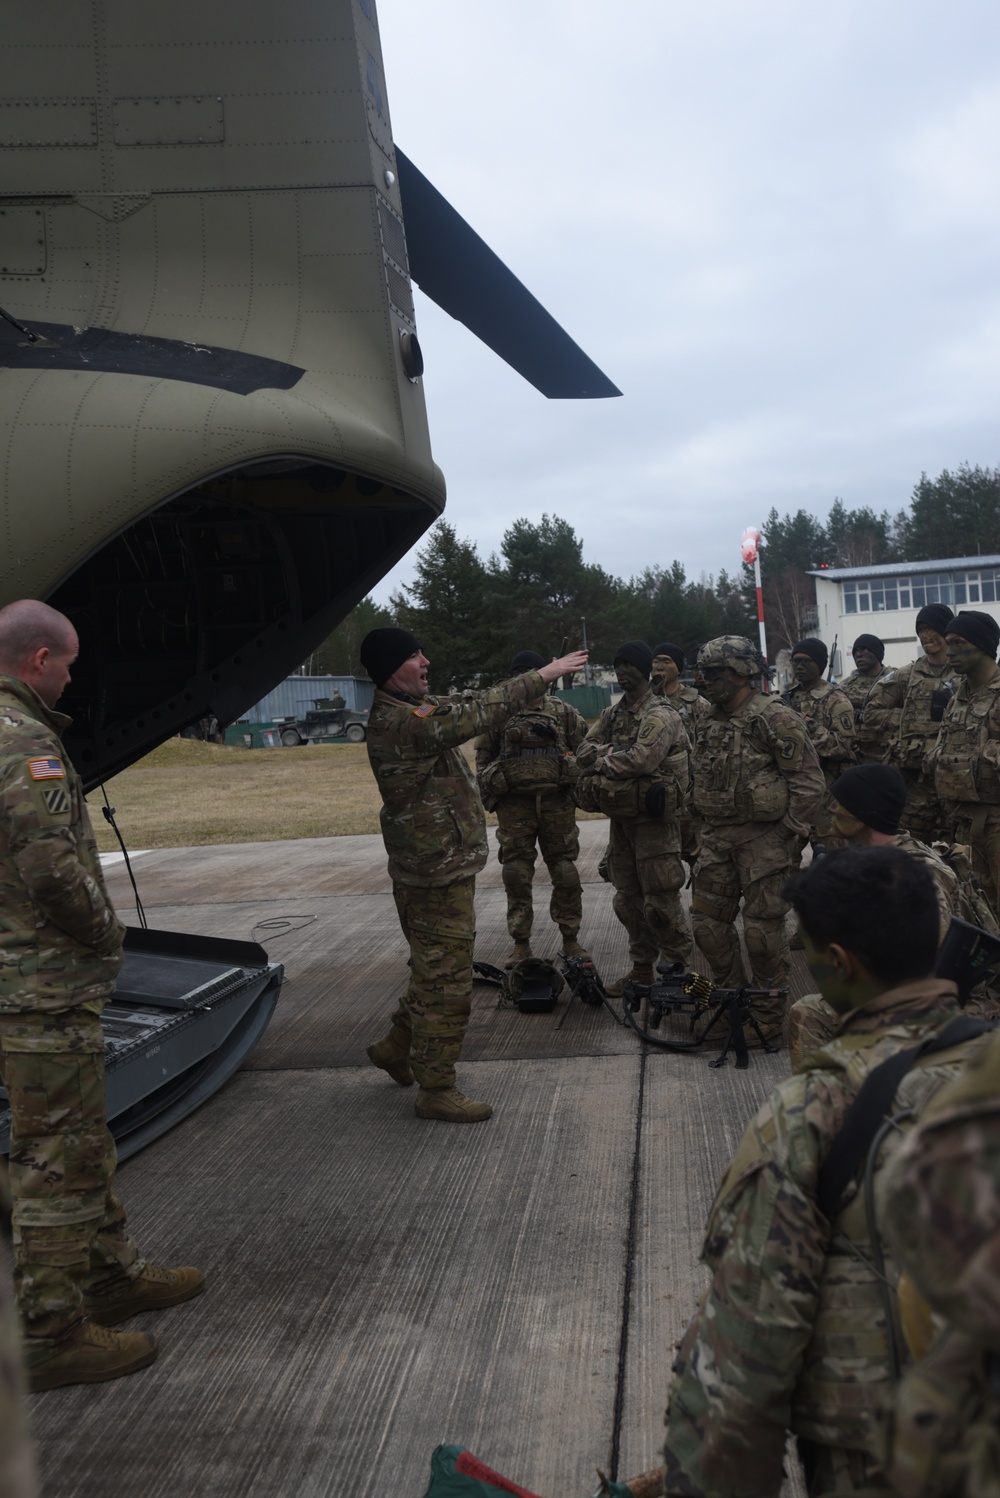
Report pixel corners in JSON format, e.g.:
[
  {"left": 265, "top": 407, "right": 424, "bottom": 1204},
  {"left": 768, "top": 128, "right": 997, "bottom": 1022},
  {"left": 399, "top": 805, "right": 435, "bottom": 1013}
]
[{"left": 608, "top": 1037, "right": 649, "bottom": 1482}]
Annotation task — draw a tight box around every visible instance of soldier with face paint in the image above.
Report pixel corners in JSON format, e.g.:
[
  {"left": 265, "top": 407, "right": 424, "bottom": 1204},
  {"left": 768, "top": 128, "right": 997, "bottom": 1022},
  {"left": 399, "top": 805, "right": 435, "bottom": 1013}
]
[
  {"left": 864, "top": 604, "right": 958, "bottom": 843},
  {"left": 928, "top": 610, "right": 1000, "bottom": 914},
  {"left": 785, "top": 637, "right": 856, "bottom": 844},
  {"left": 840, "top": 633, "right": 892, "bottom": 762},
  {"left": 576, "top": 641, "right": 692, "bottom": 995},
  {"left": 690, "top": 635, "right": 824, "bottom": 1037},
  {"left": 651, "top": 642, "right": 710, "bottom": 870}
]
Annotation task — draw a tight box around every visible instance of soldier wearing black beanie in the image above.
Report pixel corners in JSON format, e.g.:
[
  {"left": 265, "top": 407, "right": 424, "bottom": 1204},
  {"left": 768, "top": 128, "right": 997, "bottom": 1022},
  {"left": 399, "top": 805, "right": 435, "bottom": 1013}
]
[
  {"left": 787, "top": 639, "right": 855, "bottom": 843},
  {"left": 361, "top": 632, "right": 587, "bottom": 1123},
  {"left": 841, "top": 633, "right": 889, "bottom": 762}
]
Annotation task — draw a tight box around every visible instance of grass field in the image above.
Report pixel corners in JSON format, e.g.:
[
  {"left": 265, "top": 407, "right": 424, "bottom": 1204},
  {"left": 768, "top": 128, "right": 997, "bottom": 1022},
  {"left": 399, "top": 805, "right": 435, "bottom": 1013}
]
[{"left": 90, "top": 738, "right": 604, "bottom": 851}]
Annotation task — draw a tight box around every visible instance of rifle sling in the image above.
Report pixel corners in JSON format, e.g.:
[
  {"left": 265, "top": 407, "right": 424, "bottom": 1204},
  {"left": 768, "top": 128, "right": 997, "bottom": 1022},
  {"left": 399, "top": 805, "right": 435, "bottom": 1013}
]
[{"left": 816, "top": 1014, "right": 994, "bottom": 1224}]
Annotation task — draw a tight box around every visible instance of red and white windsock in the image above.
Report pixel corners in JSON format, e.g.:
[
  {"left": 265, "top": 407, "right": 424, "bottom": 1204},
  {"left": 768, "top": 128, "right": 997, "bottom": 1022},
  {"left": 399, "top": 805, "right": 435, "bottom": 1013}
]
[{"left": 740, "top": 526, "right": 769, "bottom": 680}]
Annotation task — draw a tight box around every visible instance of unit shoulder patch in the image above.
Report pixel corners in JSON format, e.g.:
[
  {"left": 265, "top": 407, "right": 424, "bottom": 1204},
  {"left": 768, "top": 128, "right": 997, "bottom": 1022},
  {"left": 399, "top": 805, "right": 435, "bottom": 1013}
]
[{"left": 41, "top": 784, "right": 71, "bottom": 817}]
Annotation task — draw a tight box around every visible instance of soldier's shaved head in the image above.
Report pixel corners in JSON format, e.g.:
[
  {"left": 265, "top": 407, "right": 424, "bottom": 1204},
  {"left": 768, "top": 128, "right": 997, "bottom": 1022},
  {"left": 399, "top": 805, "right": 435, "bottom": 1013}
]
[{"left": 0, "top": 599, "right": 75, "bottom": 673}]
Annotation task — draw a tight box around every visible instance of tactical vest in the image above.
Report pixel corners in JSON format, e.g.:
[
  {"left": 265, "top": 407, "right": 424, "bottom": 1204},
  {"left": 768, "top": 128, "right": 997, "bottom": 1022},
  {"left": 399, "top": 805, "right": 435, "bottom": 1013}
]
[
  {"left": 693, "top": 695, "right": 789, "bottom": 824},
  {"left": 575, "top": 696, "right": 689, "bottom": 820},
  {"left": 934, "top": 677, "right": 1000, "bottom": 805},
  {"left": 495, "top": 706, "right": 576, "bottom": 793},
  {"left": 896, "top": 659, "right": 957, "bottom": 770},
  {"left": 793, "top": 1024, "right": 981, "bottom": 1452}
]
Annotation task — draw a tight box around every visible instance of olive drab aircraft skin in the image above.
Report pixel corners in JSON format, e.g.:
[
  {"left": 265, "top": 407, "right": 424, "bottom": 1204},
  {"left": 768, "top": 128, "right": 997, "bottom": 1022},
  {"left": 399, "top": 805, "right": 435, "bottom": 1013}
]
[{"left": 0, "top": 0, "right": 619, "bottom": 789}]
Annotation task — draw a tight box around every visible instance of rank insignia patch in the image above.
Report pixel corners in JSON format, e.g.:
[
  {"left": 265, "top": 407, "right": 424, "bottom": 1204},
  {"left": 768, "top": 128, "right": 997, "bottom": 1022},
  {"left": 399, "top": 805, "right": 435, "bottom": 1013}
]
[
  {"left": 41, "top": 785, "right": 70, "bottom": 816},
  {"left": 28, "top": 757, "right": 65, "bottom": 780}
]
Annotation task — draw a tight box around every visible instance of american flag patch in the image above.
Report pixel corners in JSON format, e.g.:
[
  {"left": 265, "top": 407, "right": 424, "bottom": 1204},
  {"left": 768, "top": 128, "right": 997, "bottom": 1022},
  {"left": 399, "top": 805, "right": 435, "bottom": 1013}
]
[{"left": 28, "top": 757, "right": 65, "bottom": 781}]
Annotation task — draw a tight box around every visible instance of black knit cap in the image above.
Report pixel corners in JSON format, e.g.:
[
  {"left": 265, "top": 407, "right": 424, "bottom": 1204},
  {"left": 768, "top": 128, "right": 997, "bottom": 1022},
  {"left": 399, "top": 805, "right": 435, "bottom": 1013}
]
[
  {"left": 652, "top": 642, "right": 685, "bottom": 672},
  {"left": 831, "top": 763, "right": 907, "bottom": 835},
  {"left": 614, "top": 640, "right": 653, "bottom": 678},
  {"left": 511, "top": 650, "right": 546, "bottom": 674},
  {"left": 359, "top": 627, "right": 421, "bottom": 687},
  {"left": 792, "top": 637, "right": 829, "bottom": 672},
  {"left": 915, "top": 604, "right": 954, "bottom": 637},
  {"left": 947, "top": 611, "right": 1000, "bottom": 660},
  {"left": 852, "top": 633, "right": 885, "bottom": 662}
]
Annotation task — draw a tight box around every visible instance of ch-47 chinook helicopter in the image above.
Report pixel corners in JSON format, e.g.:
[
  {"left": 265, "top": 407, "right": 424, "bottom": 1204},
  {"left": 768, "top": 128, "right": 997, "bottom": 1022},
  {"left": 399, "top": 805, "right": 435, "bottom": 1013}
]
[{"left": 0, "top": 0, "right": 619, "bottom": 1156}]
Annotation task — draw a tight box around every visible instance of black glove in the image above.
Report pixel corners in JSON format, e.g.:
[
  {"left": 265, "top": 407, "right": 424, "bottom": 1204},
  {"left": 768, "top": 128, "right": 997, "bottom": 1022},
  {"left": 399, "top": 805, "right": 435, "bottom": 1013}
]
[
  {"left": 645, "top": 783, "right": 667, "bottom": 818},
  {"left": 930, "top": 684, "right": 954, "bottom": 722}
]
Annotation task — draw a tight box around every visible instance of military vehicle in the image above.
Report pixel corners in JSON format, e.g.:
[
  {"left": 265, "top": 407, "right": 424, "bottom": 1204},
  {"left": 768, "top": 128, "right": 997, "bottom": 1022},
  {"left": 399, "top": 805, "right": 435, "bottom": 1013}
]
[
  {"left": 0, "top": 0, "right": 618, "bottom": 1149},
  {"left": 277, "top": 698, "right": 369, "bottom": 746}
]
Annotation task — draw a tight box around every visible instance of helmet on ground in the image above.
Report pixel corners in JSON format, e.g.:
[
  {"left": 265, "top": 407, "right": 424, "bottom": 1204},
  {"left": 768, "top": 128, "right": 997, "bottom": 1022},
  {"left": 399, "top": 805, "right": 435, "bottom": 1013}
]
[{"left": 696, "top": 635, "right": 763, "bottom": 678}]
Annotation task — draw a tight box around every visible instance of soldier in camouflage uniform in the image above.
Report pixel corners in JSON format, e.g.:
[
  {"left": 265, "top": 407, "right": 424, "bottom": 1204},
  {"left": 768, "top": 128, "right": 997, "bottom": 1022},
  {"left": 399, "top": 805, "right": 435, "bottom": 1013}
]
[
  {"left": 651, "top": 642, "right": 711, "bottom": 870},
  {"left": 839, "top": 633, "right": 892, "bottom": 763},
  {"left": 929, "top": 610, "right": 1000, "bottom": 915},
  {"left": 879, "top": 1025, "right": 1000, "bottom": 1498},
  {"left": 576, "top": 641, "right": 692, "bottom": 995},
  {"left": 361, "top": 628, "right": 587, "bottom": 1122},
  {"left": 864, "top": 604, "right": 957, "bottom": 842},
  {"left": 474, "top": 650, "right": 589, "bottom": 966},
  {"left": 663, "top": 846, "right": 984, "bottom": 1498},
  {"left": 0, "top": 600, "right": 203, "bottom": 1393},
  {"left": 784, "top": 766, "right": 994, "bottom": 1072},
  {"left": 690, "top": 636, "right": 824, "bottom": 1034},
  {"left": 786, "top": 637, "right": 857, "bottom": 842}
]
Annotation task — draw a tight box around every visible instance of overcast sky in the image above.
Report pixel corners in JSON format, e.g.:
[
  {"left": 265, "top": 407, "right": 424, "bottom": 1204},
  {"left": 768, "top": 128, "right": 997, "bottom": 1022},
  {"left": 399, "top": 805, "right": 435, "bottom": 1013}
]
[{"left": 371, "top": 0, "right": 1000, "bottom": 604}]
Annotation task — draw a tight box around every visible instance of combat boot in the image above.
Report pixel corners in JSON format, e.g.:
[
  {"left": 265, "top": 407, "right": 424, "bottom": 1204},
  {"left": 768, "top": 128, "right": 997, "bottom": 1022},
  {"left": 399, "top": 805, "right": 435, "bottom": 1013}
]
[
  {"left": 503, "top": 941, "right": 532, "bottom": 969},
  {"left": 26, "top": 1320, "right": 157, "bottom": 1391},
  {"left": 84, "top": 1263, "right": 205, "bottom": 1326},
  {"left": 606, "top": 964, "right": 655, "bottom": 998},
  {"left": 560, "top": 935, "right": 592, "bottom": 963},
  {"left": 414, "top": 1087, "right": 493, "bottom": 1123},
  {"left": 366, "top": 1025, "right": 414, "bottom": 1086}
]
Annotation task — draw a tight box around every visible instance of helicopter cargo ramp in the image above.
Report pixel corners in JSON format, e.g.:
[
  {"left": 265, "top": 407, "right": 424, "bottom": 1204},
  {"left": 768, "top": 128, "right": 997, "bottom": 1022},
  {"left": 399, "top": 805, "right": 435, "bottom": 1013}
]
[{"left": 26, "top": 820, "right": 812, "bottom": 1498}]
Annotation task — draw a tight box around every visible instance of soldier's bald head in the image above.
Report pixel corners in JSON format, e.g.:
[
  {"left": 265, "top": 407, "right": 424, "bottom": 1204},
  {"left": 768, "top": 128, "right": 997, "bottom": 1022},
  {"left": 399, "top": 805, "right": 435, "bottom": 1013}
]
[{"left": 0, "top": 600, "right": 76, "bottom": 674}]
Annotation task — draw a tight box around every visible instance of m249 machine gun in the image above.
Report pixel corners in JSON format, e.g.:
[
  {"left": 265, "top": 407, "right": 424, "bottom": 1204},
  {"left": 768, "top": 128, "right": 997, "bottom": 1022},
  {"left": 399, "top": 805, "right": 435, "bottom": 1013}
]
[{"left": 622, "top": 961, "right": 784, "bottom": 1069}]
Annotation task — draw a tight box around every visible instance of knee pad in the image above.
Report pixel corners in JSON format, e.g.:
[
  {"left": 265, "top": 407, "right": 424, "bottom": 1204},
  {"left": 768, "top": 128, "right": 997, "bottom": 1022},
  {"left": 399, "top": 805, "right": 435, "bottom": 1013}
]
[{"left": 548, "top": 858, "right": 579, "bottom": 889}]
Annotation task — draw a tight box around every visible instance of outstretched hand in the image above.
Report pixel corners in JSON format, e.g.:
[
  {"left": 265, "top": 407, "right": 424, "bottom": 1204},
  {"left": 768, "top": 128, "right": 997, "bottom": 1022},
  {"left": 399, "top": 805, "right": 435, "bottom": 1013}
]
[{"left": 538, "top": 650, "right": 588, "bottom": 684}]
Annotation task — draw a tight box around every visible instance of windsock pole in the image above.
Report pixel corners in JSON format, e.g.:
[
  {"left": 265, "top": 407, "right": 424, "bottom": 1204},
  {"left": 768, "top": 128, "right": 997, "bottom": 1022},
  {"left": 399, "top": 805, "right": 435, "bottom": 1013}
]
[{"left": 740, "top": 527, "right": 770, "bottom": 691}]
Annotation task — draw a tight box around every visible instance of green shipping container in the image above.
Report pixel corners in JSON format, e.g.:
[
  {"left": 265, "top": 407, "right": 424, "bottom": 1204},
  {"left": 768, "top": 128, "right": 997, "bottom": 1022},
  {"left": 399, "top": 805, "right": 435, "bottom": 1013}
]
[
  {"left": 553, "top": 685, "right": 611, "bottom": 719},
  {"left": 224, "top": 721, "right": 283, "bottom": 748}
]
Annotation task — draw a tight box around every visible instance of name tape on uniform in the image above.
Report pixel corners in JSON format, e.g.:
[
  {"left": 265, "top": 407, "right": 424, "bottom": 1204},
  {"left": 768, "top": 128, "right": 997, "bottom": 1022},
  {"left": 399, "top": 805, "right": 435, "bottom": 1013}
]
[{"left": 28, "top": 757, "right": 65, "bottom": 780}]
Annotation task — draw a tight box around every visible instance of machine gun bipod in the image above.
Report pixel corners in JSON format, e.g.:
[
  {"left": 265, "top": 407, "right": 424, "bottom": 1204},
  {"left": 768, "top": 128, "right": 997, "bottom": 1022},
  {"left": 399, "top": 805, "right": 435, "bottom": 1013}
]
[
  {"left": 556, "top": 954, "right": 624, "bottom": 1030},
  {"left": 621, "top": 962, "right": 784, "bottom": 1069}
]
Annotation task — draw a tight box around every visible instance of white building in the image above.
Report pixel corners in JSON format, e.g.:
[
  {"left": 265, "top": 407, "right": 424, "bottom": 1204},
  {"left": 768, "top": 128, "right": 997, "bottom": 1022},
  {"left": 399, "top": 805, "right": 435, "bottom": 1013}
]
[{"left": 807, "top": 556, "right": 1000, "bottom": 674}]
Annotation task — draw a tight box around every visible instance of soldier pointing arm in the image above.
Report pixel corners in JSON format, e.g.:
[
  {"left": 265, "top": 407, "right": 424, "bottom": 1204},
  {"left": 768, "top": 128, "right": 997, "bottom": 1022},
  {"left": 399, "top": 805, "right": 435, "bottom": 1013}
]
[{"left": 360, "top": 628, "right": 586, "bottom": 1123}]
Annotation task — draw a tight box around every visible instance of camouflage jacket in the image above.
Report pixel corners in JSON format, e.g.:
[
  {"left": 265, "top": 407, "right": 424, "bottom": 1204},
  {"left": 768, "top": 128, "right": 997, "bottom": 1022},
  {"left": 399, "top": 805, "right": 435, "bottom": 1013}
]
[
  {"left": 366, "top": 669, "right": 546, "bottom": 886},
  {"left": 474, "top": 694, "right": 587, "bottom": 798},
  {"left": 575, "top": 685, "right": 690, "bottom": 820},
  {"left": 840, "top": 667, "right": 893, "bottom": 760},
  {"left": 652, "top": 680, "right": 712, "bottom": 747},
  {"left": 692, "top": 691, "right": 824, "bottom": 838},
  {"left": 663, "top": 977, "right": 975, "bottom": 1498},
  {"left": 865, "top": 656, "right": 957, "bottom": 772},
  {"left": 879, "top": 1028, "right": 1000, "bottom": 1498},
  {"left": 930, "top": 671, "right": 1000, "bottom": 808},
  {"left": 0, "top": 675, "right": 124, "bottom": 1016},
  {"left": 785, "top": 678, "right": 857, "bottom": 784}
]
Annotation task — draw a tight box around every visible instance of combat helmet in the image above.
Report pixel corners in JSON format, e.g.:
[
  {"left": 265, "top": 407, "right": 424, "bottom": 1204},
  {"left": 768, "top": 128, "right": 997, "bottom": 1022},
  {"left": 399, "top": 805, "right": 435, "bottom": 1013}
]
[{"left": 696, "top": 635, "right": 763, "bottom": 678}]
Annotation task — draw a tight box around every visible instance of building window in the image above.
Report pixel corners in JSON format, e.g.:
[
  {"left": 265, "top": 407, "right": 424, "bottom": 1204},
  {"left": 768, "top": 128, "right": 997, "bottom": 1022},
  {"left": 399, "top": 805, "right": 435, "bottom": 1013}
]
[{"left": 955, "top": 569, "right": 1000, "bottom": 604}]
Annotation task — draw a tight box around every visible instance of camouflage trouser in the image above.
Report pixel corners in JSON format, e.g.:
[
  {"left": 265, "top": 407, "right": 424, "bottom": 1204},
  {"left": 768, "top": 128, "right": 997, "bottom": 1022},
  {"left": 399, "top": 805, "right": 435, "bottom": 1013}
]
[
  {"left": 797, "top": 1437, "right": 885, "bottom": 1495},
  {"left": 0, "top": 1243, "right": 37, "bottom": 1498},
  {"left": 608, "top": 816, "right": 691, "bottom": 967},
  {"left": 0, "top": 1010, "right": 142, "bottom": 1343},
  {"left": 788, "top": 993, "right": 840, "bottom": 1072},
  {"left": 390, "top": 878, "right": 476, "bottom": 1091},
  {"left": 691, "top": 823, "right": 801, "bottom": 1026},
  {"left": 495, "top": 791, "right": 582, "bottom": 942},
  {"left": 900, "top": 766, "right": 952, "bottom": 844},
  {"left": 953, "top": 806, "right": 1000, "bottom": 922}
]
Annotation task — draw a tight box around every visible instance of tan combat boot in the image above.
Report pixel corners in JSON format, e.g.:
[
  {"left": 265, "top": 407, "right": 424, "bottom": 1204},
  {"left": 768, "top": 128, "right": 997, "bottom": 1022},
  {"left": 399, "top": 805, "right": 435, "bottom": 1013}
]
[
  {"left": 84, "top": 1263, "right": 205, "bottom": 1326},
  {"left": 560, "top": 935, "right": 591, "bottom": 963},
  {"left": 26, "top": 1320, "right": 157, "bottom": 1391},
  {"left": 606, "top": 964, "right": 655, "bottom": 998},
  {"left": 414, "top": 1087, "right": 493, "bottom": 1123},
  {"left": 366, "top": 1025, "right": 414, "bottom": 1086},
  {"left": 503, "top": 941, "right": 532, "bottom": 969}
]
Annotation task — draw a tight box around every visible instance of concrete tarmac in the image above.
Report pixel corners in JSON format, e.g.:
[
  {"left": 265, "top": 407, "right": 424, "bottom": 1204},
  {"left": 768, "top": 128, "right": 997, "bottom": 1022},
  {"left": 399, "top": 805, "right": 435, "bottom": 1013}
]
[{"left": 28, "top": 821, "right": 810, "bottom": 1498}]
